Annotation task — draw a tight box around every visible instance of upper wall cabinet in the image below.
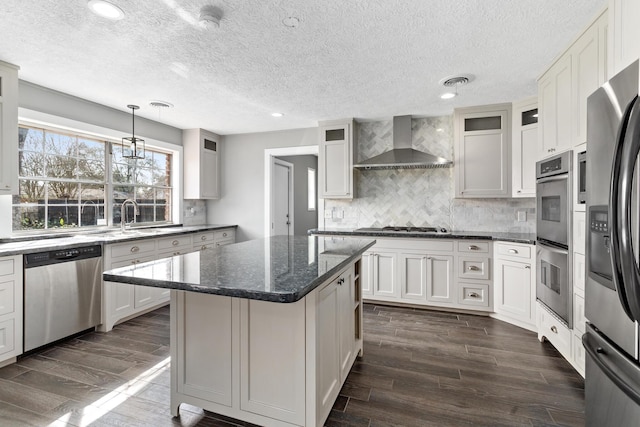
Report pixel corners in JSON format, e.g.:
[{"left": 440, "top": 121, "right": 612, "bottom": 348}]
[
  {"left": 537, "top": 9, "right": 607, "bottom": 159},
  {"left": 609, "top": 0, "right": 640, "bottom": 77},
  {"left": 0, "top": 61, "right": 19, "bottom": 195},
  {"left": 454, "top": 104, "right": 511, "bottom": 198},
  {"left": 511, "top": 97, "right": 538, "bottom": 198},
  {"left": 318, "top": 119, "right": 354, "bottom": 199},
  {"left": 183, "top": 129, "right": 221, "bottom": 200}
]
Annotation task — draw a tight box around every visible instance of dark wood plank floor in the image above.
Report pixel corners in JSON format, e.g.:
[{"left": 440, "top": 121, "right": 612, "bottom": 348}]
[{"left": 0, "top": 304, "right": 584, "bottom": 426}]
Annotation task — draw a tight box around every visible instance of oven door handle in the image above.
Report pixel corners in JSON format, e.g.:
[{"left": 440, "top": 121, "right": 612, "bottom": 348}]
[
  {"left": 536, "top": 174, "right": 568, "bottom": 184},
  {"left": 610, "top": 94, "right": 640, "bottom": 322},
  {"left": 537, "top": 241, "right": 569, "bottom": 255}
]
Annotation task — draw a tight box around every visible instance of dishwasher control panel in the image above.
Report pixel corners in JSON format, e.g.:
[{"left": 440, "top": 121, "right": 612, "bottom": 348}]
[{"left": 25, "top": 245, "right": 102, "bottom": 268}]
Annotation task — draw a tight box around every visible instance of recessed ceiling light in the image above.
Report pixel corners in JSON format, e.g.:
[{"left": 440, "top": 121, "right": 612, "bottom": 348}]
[
  {"left": 282, "top": 16, "right": 300, "bottom": 28},
  {"left": 88, "top": 0, "right": 124, "bottom": 20},
  {"left": 199, "top": 5, "right": 222, "bottom": 29},
  {"left": 271, "top": 112, "right": 284, "bottom": 117},
  {"left": 440, "top": 92, "right": 457, "bottom": 100}
]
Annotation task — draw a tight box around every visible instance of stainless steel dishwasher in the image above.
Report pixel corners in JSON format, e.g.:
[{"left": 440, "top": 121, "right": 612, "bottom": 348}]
[{"left": 23, "top": 245, "right": 102, "bottom": 352}]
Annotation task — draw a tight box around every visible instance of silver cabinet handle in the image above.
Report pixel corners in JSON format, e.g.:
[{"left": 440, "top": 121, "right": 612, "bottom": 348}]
[
  {"left": 223, "top": 232, "right": 228, "bottom": 237},
  {"left": 467, "top": 265, "right": 481, "bottom": 271},
  {"left": 468, "top": 292, "right": 480, "bottom": 298},
  {"left": 508, "top": 249, "right": 518, "bottom": 254},
  {"left": 517, "top": 190, "right": 522, "bottom": 193},
  {"left": 550, "top": 326, "right": 558, "bottom": 334},
  {"left": 201, "top": 235, "right": 207, "bottom": 241},
  {"left": 131, "top": 246, "right": 139, "bottom": 253},
  {"left": 525, "top": 265, "right": 531, "bottom": 269},
  {"left": 172, "top": 240, "right": 179, "bottom": 246},
  {"left": 468, "top": 245, "right": 480, "bottom": 250},
  {"left": 201, "top": 245, "right": 207, "bottom": 250}
]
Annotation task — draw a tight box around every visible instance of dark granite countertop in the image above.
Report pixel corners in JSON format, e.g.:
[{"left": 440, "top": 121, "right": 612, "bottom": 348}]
[
  {"left": 0, "top": 224, "right": 238, "bottom": 256},
  {"left": 103, "top": 235, "right": 376, "bottom": 303},
  {"left": 308, "top": 228, "right": 536, "bottom": 245}
]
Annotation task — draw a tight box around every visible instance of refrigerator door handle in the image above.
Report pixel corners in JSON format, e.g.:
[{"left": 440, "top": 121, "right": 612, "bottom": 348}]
[
  {"left": 583, "top": 327, "right": 640, "bottom": 405},
  {"left": 609, "top": 95, "right": 640, "bottom": 321}
]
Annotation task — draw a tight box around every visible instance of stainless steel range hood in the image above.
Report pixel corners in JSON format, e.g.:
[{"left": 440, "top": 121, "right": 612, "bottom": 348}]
[{"left": 354, "top": 115, "right": 453, "bottom": 170}]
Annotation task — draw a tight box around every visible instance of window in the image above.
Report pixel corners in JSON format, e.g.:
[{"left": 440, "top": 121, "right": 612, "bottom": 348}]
[
  {"left": 307, "top": 167, "right": 316, "bottom": 211},
  {"left": 13, "top": 125, "right": 172, "bottom": 231}
]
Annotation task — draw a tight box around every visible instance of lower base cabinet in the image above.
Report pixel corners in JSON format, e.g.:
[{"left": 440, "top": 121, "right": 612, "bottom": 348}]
[
  {"left": 171, "top": 261, "right": 362, "bottom": 427},
  {"left": 0, "top": 255, "right": 23, "bottom": 366}
]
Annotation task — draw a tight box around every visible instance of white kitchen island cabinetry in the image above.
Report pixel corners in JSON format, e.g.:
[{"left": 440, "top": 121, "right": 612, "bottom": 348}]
[
  {"left": 318, "top": 119, "right": 354, "bottom": 199},
  {"left": 0, "top": 61, "right": 19, "bottom": 195},
  {"left": 454, "top": 104, "right": 511, "bottom": 198},
  {"left": 101, "top": 228, "right": 236, "bottom": 332},
  {"left": 491, "top": 242, "right": 536, "bottom": 331},
  {"left": 0, "top": 255, "right": 22, "bottom": 366},
  {"left": 183, "top": 128, "right": 221, "bottom": 200},
  {"left": 103, "top": 236, "right": 372, "bottom": 427}
]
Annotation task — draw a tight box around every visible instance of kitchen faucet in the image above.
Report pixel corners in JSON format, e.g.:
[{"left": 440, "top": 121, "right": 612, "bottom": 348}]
[
  {"left": 121, "top": 199, "right": 139, "bottom": 232},
  {"left": 80, "top": 200, "right": 98, "bottom": 225}
]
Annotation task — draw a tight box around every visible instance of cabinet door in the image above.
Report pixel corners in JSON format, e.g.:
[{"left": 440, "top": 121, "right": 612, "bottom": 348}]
[
  {"left": 316, "top": 280, "right": 341, "bottom": 423},
  {"left": 538, "top": 55, "right": 572, "bottom": 159},
  {"left": 372, "top": 251, "right": 398, "bottom": 298},
  {"left": 512, "top": 99, "right": 537, "bottom": 197},
  {"left": 426, "top": 255, "right": 454, "bottom": 304},
  {"left": 338, "top": 269, "right": 355, "bottom": 380},
  {"left": 399, "top": 252, "right": 427, "bottom": 300},
  {"left": 201, "top": 146, "right": 220, "bottom": 199},
  {"left": 610, "top": 0, "right": 640, "bottom": 75},
  {"left": 0, "top": 62, "right": 18, "bottom": 195},
  {"left": 495, "top": 258, "right": 532, "bottom": 321},
  {"left": 456, "top": 108, "right": 510, "bottom": 198},
  {"left": 360, "top": 252, "right": 373, "bottom": 296},
  {"left": 319, "top": 124, "right": 352, "bottom": 199},
  {"left": 572, "top": 22, "right": 601, "bottom": 146}
]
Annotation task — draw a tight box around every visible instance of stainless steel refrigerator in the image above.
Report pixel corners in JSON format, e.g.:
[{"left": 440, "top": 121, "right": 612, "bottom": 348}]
[{"left": 585, "top": 59, "right": 640, "bottom": 426}]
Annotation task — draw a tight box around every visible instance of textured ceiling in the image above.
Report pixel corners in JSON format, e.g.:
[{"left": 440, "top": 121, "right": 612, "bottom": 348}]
[{"left": 0, "top": 0, "right": 606, "bottom": 135}]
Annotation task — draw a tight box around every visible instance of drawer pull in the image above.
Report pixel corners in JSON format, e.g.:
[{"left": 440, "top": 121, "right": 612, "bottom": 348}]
[
  {"left": 201, "top": 235, "right": 207, "bottom": 241},
  {"left": 468, "top": 292, "right": 480, "bottom": 298},
  {"left": 131, "top": 246, "right": 139, "bottom": 253},
  {"left": 550, "top": 326, "right": 558, "bottom": 334},
  {"left": 468, "top": 245, "right": 480, "bottom": 250},
  {"left": 525, "top": 265, "right": 531, "bottom": 269},
  {"left": 467, "top": 266, "right": 481, "bottom": 271},
  {"left": 223, "top": 232, "right": 228, "bottom": 237},
  {"left": 508, "top": 249, "right": 518, "bottom": 254},
  {"left": 172, "top": 240, "right": 179, "bottom": 246}
]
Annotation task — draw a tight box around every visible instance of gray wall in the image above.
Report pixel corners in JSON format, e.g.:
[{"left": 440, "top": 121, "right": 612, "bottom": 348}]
[
  {"left": 276, "top": 155, "right": 318, "bottom": 235},
  {"left": 207, "top": 128, "right": 319, "bottom": 242}
]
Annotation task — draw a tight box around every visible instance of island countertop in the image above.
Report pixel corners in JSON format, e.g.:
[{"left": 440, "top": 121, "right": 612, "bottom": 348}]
[{"left": 103, "top": 235, "right": 376, "bottom": 303}]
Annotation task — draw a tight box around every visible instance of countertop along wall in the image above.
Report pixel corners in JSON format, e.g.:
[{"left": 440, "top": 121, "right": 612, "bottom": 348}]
[{"left": 324, "top": 116, "right": 536, "bottom": 233}]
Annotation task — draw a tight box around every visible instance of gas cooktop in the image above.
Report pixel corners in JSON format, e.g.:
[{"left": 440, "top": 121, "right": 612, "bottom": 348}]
[{"left": 355, "top": 226, "right": 449, "bottom": 234}]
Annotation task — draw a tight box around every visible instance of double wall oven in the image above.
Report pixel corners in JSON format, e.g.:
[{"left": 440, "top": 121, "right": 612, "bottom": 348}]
[{"left": 536, "top": 151, "right": 573, "bottom": 327}]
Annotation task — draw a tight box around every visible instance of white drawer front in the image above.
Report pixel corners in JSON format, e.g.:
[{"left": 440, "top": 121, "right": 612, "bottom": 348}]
[
  {"left": 0, "top": 318, "right": 15, "bottom": 357},
  {"left": 193, "top": 232, "right": 215, "bottom": 244},
  {"left": 0, "top": 258, "right": 15, "bottom": 277},
  {"left": 214, "top": 229, "right": 235, "bottom": 241},
  {"left": 458, "top": 257, "right": 490, "bottom": 280},
  {"left": 157, "top": 235, "right": 192, "bottom": 250},
  {"left": 457, "top": 241, "right": 490, "bottom": 254},
  {"left": 495, "top": 243, "right": 532, "bottom": 260},
  {"left": 458, "top": 283, "right": 490, "bottom": 307},
  {"left": 110, "top": 254, "right": 157, "bottom": 269},
  {"left": 538, "top": 305, "right": 571, "bottom": 357},
  {"left": 215, "top": 239, "right": 235, "bottom": 247},
  {"left": 110, "top": 240, "right": 156, "bottom": 259},
  {"left": 0, "top": 280, "right": 15, "bottom": 317}
]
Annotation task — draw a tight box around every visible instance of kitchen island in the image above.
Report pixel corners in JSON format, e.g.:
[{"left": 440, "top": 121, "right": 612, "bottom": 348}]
[{"left": 103, "top": 235, "right": 375, "bottom": 427}]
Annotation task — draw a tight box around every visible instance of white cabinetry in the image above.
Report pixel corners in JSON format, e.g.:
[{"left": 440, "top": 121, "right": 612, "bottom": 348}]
[
  {"left": 538, "top": 55, "right": 573, "bottom": 159},
  {"left": 370, "top": 250, "right": 398, "bottom": 298},
  {"left": 183, "top": 128, "right": 221, "bottom": 200},
  {"left": 102, "top": 228, "right": 236, "bottom": 332},
  {"left": 454, "top": 104, "right": 511, "bottom": 198},
  {"left": 609, "top": 0, "right": 640, "bottom": 76},
  {"left": 171, "top": 261, "right": 362, "bottom": 427},
  {"left": 456, "top": 241, "right": 492, "bottom": 309},
  {"left": 318, "top": 119, "right": 354, "bottom": 199},
  {"left": 0, "top": 61, "right": 19, "bottom": 195},
  {"left": 492, "top": 242, "right": 536, "bottom": 331},
  {"left": 0, "top": 255, "right": 22, "bottom": 366},
  {"left": 511, "top": 98, "right": 538, "bottom": 197}
]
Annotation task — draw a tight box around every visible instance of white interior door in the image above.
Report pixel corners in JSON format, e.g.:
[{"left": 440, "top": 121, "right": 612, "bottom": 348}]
[{"left": 272, "top": 158, "right": 293, "bottom": 236}]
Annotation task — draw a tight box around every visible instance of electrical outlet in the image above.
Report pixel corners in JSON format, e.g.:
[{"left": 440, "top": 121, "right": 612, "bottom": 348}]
[
  {"left": 335, "top": 209, "right": 344, "bottom": 219},
  {"left": 517, "top": 211, "right": 526, "bottom": 222}
]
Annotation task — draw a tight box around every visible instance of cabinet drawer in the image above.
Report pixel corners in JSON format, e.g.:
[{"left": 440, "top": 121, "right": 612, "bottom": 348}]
[
  {"left": 214, "top": 229, "right": 235, "bottom": 241},
  {"left": 0, "top": 318, "right": 15, "bottom": 357},
  {"left": 0, "top": 280, "right": 15, "bottom": 317},
  {"left": 158, "top": 248, "right": 192, "bottom": 258},
  {"left": 458, "top": 257, "right": 490, "bottom": 280},
  {"left": 458, "top": 283, "right": 490, "bottom": 307},
  {"left": 110, "top": 240, "right": 156, "bottom": 259},
  {"left": 193, "top": 232, "right": 215, "bottom": 244},
  {"left": 157, "top": 235, "right": 192, "bottom": 251},
  {"left": 573, "top": 293, "right": 586, "bottom": 334},
  {"left": 457, "top": 241, "right": 490, "bottom": 254},
  {"left": 495, "top": 243, "right": 532, "bottom": 260},
  {"left": 110, "top": 254, "right": 157, "bottom": 269},
  {"left": 538, "top": 304, "right": 571, "bottom": 357},
  {"left": 193, "top": 242, "right": 214, "bottom": 251},
  {"left": 215, "top": 239, "right": 235, "bottom": 248},
  {"left": 0, "top": 258, "right": 15, "bottom": 277}
]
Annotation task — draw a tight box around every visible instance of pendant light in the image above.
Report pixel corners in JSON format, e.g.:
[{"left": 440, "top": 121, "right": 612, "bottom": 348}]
[{"left": 122, "top": 104, "right": 145, "bottom": 159}]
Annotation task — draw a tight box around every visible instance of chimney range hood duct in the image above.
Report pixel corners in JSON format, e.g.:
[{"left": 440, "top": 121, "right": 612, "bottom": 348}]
[{"left": 354, "top": 115, "right": 453, "bottom": 170}]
